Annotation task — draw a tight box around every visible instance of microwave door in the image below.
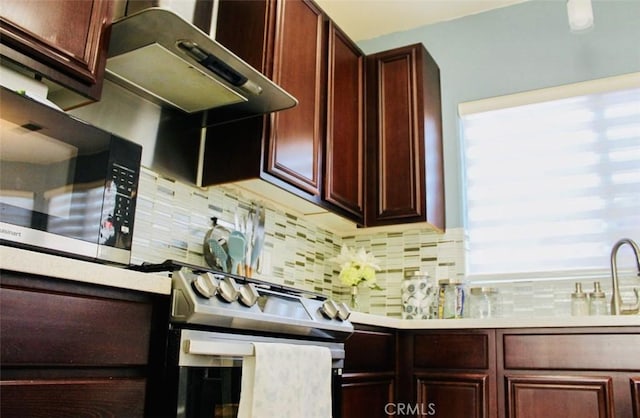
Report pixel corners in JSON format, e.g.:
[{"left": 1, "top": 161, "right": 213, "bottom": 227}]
[{"left": 0, "top": 119, "right": 79, "bottom": 230}]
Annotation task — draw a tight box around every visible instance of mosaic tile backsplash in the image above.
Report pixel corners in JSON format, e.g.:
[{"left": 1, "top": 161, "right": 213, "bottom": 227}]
[{"left": 132, "top": 168, "right": 638, "bottom": 318}]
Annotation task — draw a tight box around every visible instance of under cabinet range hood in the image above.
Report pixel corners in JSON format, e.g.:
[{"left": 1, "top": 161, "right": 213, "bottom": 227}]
[{"left": 105, "top": 7, "right": 297, "bottom": 118}]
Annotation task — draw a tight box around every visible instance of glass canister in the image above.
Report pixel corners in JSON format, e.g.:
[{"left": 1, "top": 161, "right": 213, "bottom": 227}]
[
  {"left": 439, "top": 279, "right": 465, "bottom": 319},
  {"left": 401, "top": 271, "right": 437, "bottom": 319},
  {"left": 468, "top": 287, "right": 499, "bottom": 318}
]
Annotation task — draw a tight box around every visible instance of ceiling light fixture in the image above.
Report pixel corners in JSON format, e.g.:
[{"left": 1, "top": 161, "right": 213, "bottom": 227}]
[{"left": 567, "top": 0, "right": 594, "bottom": 32}]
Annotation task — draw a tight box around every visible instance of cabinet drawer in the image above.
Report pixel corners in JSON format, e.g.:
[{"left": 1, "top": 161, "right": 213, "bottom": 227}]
[
  {"left": 0, "top": 378, "right": 146, "bottom": 418},
  {"left": 345, "top": 329, "right": 396, "bottom": 372},
  {"left": 414, "top": 332, "right": 490, "bottom": 369},
  {"left": 503, "top": 333, "right": 640, "bottom": 370},
  {"left": 0, "top": 286, "right": 152, "bottom": 366}
]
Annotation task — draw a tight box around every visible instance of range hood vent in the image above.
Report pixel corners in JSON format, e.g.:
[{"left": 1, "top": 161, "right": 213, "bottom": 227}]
[{"left": 106, "top": 8, "right": 297, "bottom": 119}]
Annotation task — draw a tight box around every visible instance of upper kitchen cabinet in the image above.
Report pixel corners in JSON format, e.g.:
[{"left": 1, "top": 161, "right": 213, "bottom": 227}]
[
  {"left": 203, "top": 0, "right": 365, "bottom": 224},
  {"left": 365, "top": 43, "right": 445, "bottom": 231},
  {"left": 0, "top": 0, "right": 112, "bottom": 102},
  {"left": 324, "top": 21, "right": 365, "bottom": 221}
]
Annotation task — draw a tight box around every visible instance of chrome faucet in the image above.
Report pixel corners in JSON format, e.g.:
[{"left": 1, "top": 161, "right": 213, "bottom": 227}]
[{"left": 610, "top": 238, "right": 640, "bottom": 315}]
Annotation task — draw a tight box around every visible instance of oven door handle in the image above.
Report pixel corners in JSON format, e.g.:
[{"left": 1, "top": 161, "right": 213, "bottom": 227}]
[
  {"left": 184, "top": 338, "right": 345, "bottom": 360},
  {"left": 186, "top": 338, "right": 255, "bottom": 357}
]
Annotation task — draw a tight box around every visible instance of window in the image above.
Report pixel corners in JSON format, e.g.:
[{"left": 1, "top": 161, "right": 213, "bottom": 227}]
[{"left": 460, "top": 73, "right": 640, "bottom": 280}]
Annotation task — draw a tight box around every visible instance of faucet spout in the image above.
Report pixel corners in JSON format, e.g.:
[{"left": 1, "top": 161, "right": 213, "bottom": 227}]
[{"left": 610, "top": 238, "right": 640, "bottom": 315}]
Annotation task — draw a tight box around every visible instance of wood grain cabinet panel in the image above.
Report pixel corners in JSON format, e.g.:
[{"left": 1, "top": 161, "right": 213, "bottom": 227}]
[
  {"left": 498, "top": 329, "right": 640, "bottom": 418},
  {"left": 344, "top": 328, "right": 396, "bottom": 373},
  {"left": 266, "top": 0, "right": 325, "bottom": 196},
  {"left": 209, "top": 0, "right": 365, "bottom": 224},
  {"left": 632, "top": 377, "right": 640, "bottom": 418},
  {"left": 1, "top": 286, "right": 151, "bottom": 366},
  {"left": 403, "top": 330, "right": 496, "bottom": 418},
  {"left": 414, "top": 333, "right": 489, "bottom": 370},
  {"left": 503, "top": 334, "right": 640, "bottom": 370},
  {"left": 365, "top": 43, "right": 444, "bottom": 229},
  {"left": 505, "top": 374, "right": 615, "bottom": 418},
  {"left": 205, "top": 0, "right": 326, "bottom": 197},
  {"left": 342, "top": 326, "right": 397, "bottom": 418},
  {"left": 324, "top": 21, "right": 364, "bottom": 220},
  {"left": 416, "top": 372, "right": 490, "bottom": 418},
  {"left": 342, "top": 375, "right": 395, "bottom": 418},
  {"left": 0, "top": 0, "right": 112, "bottom": 101},
  {"left": 0, "top": 271, "right": 168, "bottom": 418},
  {"left": 0, "top": 378, "right": 146, "bottom": 418}
]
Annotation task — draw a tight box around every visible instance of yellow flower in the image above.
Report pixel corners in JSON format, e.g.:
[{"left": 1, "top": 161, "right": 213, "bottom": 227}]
[{"left": 330, "top": 244, "right": 382, "bottom": 290}]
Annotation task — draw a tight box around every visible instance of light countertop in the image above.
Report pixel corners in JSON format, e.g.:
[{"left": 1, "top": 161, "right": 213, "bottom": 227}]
[
  {"left": 0, "top": 246, "right": 171, "bottom": 295},
  {"left": 3, "top": 246, "right": 639, "bottom": 329},
  {"left": 350, "top": 311, "right": 640, "bottom": 329}
]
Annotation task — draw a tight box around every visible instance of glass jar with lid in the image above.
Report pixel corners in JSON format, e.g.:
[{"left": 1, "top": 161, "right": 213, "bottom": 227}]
[
  {"left": 402, "top": 271, "right": 437, "bottom": 319},
  {"left": 468, "top": 287, "right": 499, "bottom": 319},
  {"left": 439, "top": 279, "right": 466, "bottom": 319}
]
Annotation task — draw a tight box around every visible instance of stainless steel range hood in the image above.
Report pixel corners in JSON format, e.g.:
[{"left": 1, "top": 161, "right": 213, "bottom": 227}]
[{"left": 106, "top": 7, "right": 297, "bottom": 119}]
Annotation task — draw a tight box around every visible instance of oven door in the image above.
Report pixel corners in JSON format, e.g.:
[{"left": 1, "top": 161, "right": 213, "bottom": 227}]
[{"left": 174, "top": 329, "right": 344, "bottom": 418}]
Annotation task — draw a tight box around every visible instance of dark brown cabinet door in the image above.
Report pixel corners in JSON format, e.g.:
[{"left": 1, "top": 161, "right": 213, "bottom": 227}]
[
  {"left": 0, "top": 0, "right": 112, "bottom": 101},
  {"left": 399, "top": 330, "right": 497, "bottom": 418},
  {"left": 416, "top": 373, "right": 490, "bottom": 418},
  {"left": 342, "top": 326, "right": 397, "bottom": 418},
  {"left": 208, "top": 0, "right": 325, "bottom": 199},
  {"left": 632, "top": 377, "right": 640, "bottom": 418},
  {"left": 267, "top": 0, "right": 325, "bottom": 196},
  {"left": 365, "top": 43, "right": 444, "bottom": 229},
  {"left": 211, "top": 0, "right": 366, "bottom": 223},
  {"left": 504, "top": 374, "right": 615, "bottom": 418},
  {"left": 342, "top": 376, "right": 395, "bottom": 418},
  {"left": 325, "top": 22, "right": 364, "bottom": 222}
]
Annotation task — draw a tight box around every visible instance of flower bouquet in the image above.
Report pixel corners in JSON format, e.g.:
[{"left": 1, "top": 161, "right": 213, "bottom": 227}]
[{"left": 330, "top": 244, "right": 382, "bottom": 308}]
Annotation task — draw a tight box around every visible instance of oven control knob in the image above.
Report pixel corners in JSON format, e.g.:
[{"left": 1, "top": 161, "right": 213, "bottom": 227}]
[
  {"left": 336, "top": 302, "right": 351, "bottom": 321},
  {"left": 218, "top": 276, "right": 239, "bottom": 303},
  {"left": 320, "top": 299, "right": 339, "bottom": 319},
  {"left": 238, "top": 283, "right": 260, "bottom": 307},
  {"left": 191, "top": 273, "right": 218, "bottom": 299}
]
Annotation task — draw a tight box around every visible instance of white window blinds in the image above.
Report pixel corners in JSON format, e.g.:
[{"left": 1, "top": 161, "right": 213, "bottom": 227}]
[{"left": 460, "top": 75, "right": 640, "bottom": 279}]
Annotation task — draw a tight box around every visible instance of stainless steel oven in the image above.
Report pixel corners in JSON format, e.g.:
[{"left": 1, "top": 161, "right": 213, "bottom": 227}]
[
  {"left": 133, "top": 261, "right": 353, "bottom": 418},
  {"left": 172, "top": 329, "right": 345, "bottom": 418}
]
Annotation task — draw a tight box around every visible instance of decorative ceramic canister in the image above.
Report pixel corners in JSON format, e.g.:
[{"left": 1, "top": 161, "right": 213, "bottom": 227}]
[{"left": 401, "top": 271, "right": 437, "bottom": 319}]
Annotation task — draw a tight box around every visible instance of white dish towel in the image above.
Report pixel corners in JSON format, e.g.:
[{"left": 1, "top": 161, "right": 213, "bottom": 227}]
[{"left": 237, "top": 342, "right": 333, "bottom": 418}]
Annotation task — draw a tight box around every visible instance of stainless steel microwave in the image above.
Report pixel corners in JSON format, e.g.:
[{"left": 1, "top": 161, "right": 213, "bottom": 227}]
[{"left": 0, "top": 87, "right": 142, "bottom": 265}]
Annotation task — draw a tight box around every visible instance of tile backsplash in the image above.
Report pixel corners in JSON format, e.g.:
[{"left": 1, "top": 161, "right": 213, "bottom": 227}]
[{"left": 132, "top": 168, "right": 638, "bottom": 318}]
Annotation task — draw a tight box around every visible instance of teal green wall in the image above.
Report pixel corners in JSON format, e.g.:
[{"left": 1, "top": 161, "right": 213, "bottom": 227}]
[{"left": 358, "top": 0, "right": 640, "bottom": 228}]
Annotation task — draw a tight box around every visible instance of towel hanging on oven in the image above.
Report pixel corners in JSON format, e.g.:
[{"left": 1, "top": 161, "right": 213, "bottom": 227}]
[{"left": 237, "top": 342, "right": 332, "bottom": 418}]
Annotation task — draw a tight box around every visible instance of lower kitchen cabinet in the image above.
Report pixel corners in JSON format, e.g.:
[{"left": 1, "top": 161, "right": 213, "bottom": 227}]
[
  {"left": 0, "top": 269, "right": 169, "bottom": 417},
  {"left": 393, "top": 327, "right": 639, "bottom": 418},
  {"left": 342, "top": 325, "right": 397, "bottom": 418},
  {"left": 497, "top": 328, "right": 640, "bottom": 418},
  {"left": 401, "top": 330, "right": 497, "bottom": 418}
]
